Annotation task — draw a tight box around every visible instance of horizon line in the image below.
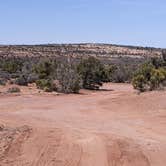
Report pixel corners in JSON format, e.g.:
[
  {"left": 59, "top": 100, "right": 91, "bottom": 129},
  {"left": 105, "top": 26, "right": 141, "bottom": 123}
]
[{"left": 0, "top": 42, "right": 165, "bottom": 49}]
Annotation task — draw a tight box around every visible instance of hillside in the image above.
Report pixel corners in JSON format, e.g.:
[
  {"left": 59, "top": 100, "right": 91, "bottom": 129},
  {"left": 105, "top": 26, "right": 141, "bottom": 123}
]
[{"left": 0, "top": 43, "right": 163, "bottom": 58}]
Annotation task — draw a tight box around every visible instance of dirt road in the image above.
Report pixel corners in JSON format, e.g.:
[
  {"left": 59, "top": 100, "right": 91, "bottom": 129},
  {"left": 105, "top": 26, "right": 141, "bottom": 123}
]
[{"left": 0, "top": 83, "right": 166, "bottom": 166}]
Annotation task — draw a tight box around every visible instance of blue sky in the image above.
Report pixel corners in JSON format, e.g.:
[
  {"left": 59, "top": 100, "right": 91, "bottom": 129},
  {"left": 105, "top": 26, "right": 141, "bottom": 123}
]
[{"left": 0, "top": 0, "right": 166, "bottom": 47}]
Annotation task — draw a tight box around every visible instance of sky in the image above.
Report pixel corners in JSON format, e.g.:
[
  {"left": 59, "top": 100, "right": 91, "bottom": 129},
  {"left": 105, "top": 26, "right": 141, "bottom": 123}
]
[{"left": 0, "top": 0, "right": 166, "bottom": 47}]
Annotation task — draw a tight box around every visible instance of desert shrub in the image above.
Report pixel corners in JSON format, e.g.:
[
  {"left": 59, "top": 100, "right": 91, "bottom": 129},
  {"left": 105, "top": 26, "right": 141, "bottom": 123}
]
[
  {"left": 107, "top": 57, "right": 145, "bottom": 83},
  {"left": 132, "top": 62, "right": 166, "bottom": 92},
  {"left": 34, "top": 58, "right": 81, "bottom": 93},
  {"left": 14, "top": 73, "right": 38, "bottom": 86},
  {"left": 111, "top": 65, "right": 134, "bottom": 83},
  {"left": 34, "top": 59, "right": 57, "bottom": 79},
  {"left": 132, "top": 63, "right": 154, "bottom": 92},
  {"left": 132, "top": 74, "right": 148, "bottom": 92},
  {"left": 21, "top": 62, "right": 37, "bottom": 81},
  {"left": 0, "top": 78, "right": 6, "bottom": 86},
  {"left": 15, "top": 75, "right": 28, "bottom": 86},
  {"left": 1, "top": 59, "right": 23, "bottom": 73},
  {"left": 56, "top": 61, "right": 82, "bottom": 93},
  {"left": 151, "top": 57, "right": 166, "bottom": 69},
  {"left": 77, "top": 57, "right": 109, "bottom": 89},
  {"left": 7, "top": 87, "right": 21, "bottom": 93},
  {"left": 36, "top": 79, "right": 54, "bottom": 92},
  {"left": 18, "top": 61, "right": 39, "bottom": 84},
  {"left": 149, "top": 67, "right": 166, "bottom": 90},
  {"left": 162, "top": 50, "right": 166, "bottom": 62},
  {"left": 27, "top": 74, "right": 38, "bottom": 84},
  {"left": 98, "top": 65, "right": 114, "bottom": 82}
]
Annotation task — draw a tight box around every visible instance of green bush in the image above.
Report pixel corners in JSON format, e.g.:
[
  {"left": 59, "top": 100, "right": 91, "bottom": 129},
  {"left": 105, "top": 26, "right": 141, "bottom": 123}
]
[
  {"left": 132, "top": 74, "right": 147, "bottom": 92},
  {"left": 15, "top": 75, "right": 28, "bottom": 86},
  {"left": 56, "top": 62, "right": 82, "bottom": 93},
  {"left": 132, "top": 62, "right": 166, "bottom": 92},
  {"left": 34, "top": 59, "right": 82, "bottom": 93},
  {"left": 77, "top": 57, "right": 109, "bottom": 90},
  {"left": 151, "top": 57, "right": 166, "bottom": 69},
  {"left": 34, "top": 59, "right": 57, "bottom": 79},
  {"left": 0, "top": 78, "right": 6, "bottom": 86},
  {"left": 36, "top": 79, "right": 54, "bottom": 92},
  {"left": 1, "top": 59, "right": 22, "bottom": 73}
]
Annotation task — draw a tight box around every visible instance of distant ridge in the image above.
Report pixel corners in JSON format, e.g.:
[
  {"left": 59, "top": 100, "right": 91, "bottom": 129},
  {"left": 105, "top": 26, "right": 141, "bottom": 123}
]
[
  {"left": 0, "top": 43, "right": 164, "bottom": 50},
  {"left": 0, "top": 43, "right": 164, "bottom": 58}
]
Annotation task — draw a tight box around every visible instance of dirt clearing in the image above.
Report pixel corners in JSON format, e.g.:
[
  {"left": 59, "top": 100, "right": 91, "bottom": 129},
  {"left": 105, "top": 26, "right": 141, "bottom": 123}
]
[{"left": 0, "top": 83, "right": 166, "bottom": 166}]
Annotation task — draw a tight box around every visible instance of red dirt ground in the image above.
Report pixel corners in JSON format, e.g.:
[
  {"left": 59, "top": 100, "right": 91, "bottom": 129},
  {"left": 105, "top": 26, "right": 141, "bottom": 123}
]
[{"left": 0, "top": 83, "right": 166, "bottom": 166}]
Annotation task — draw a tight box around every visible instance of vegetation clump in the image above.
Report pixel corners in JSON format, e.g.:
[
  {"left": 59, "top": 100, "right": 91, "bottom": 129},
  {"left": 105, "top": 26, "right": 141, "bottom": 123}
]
[
  {"left": 36, "top": 79, "right": 54, "bottom": 92},
  {"left": 34, "top": 59, "right": 56, "bottom": 79},
  {"left": 77, "top": 57, "right": 111, "bottom": 90},
  {"left": 132, "top": 61, "right": 166, "bottom": 92},
  {"left": 56, "top": 61, "right": 82, "bottom": 93},
  {"left": 0, "top": 78, "right": 6, "bottom": 86},
  {"left": 7, "top": 87, "right": 21, "bottom": 93},
  {"left": 0, "top": 58, "right": 23, "bottom": 74},
  {"left": 1, "top": 53, "right": 165, "bottom": 94},
  {"left": 15, "top": 75, "right": 29, "bottom": 86}
]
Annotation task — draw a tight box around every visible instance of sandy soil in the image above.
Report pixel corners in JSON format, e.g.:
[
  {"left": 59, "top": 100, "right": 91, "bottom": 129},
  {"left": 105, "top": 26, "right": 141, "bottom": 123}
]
[{"left": 0, "top": 83, "right": 166, "bottom": 166}]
